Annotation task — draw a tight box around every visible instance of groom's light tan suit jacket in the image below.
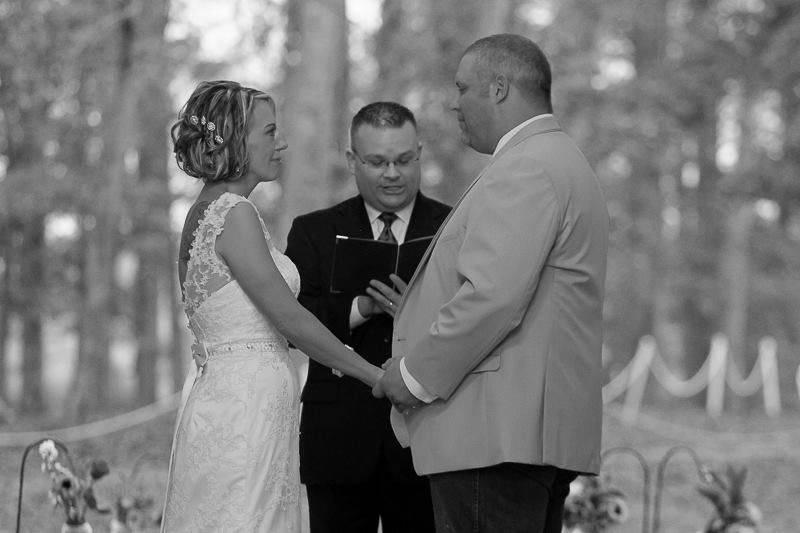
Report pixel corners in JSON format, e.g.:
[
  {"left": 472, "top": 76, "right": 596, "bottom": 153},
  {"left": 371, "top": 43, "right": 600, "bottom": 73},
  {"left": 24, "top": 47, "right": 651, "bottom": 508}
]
[{"left": 392, "top": 116, "right": 609, "bottom": 476}]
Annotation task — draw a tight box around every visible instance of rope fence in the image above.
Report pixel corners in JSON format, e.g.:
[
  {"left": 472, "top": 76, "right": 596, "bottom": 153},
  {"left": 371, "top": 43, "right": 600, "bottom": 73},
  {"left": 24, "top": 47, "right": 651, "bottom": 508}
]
[
  {"left": 0, "top": 393, "right": 180, "bottom": 448},
  {"left": 0, "top": 332, "right": 796, "bottom": 447},
  {"left": 602, "top": 333, "right": 793, "bottom": 421}
]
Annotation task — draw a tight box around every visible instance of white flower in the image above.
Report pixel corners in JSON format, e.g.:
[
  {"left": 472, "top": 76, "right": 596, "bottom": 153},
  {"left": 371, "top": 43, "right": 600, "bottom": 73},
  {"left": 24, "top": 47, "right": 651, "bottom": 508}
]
[
  {"left": 568, "top": 479, "right": 585, "bottom": 496},
  {"left": 601, "top": 495, "right": 630, "bottom": 523},
  {"left": 38, "top": 439, "right": 58, "bottom": 465},
  {"left": 54, "top": 462, "right": 71, "bottom": 476},
  {"left": 109, "top": 518, "right": 127, "bottom": 533},
  {"left": 745, "top": 502, "right": 762, "bottom": 524}
]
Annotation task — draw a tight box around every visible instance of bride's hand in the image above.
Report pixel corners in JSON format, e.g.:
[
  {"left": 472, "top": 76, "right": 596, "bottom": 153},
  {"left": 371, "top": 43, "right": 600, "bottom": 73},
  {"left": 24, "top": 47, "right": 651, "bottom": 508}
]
[
  {"left": 375, "top": 366, "right": 385, "bottom": 384},
  {"left": 372, "top": 375, "right": 386, "bottom": 398}
]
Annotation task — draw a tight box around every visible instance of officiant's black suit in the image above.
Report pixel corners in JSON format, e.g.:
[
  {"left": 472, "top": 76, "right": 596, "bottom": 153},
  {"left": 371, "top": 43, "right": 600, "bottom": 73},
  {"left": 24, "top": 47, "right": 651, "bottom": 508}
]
[{"left": 285, "top": 192, "right": 448, "bottom": 533}]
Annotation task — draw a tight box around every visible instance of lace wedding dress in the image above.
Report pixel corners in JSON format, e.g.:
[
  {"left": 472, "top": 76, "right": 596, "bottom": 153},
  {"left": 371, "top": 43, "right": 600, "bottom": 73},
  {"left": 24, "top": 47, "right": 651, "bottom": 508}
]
[{"left": 162, "top": 192, "right": 303, "bottom": 532}]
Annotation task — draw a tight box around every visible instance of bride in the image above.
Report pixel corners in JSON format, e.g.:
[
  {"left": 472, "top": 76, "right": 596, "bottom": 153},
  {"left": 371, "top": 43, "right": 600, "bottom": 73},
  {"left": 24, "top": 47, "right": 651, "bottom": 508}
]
[{"left": 161, "top": 80, "right": 383, "bottom": 532}]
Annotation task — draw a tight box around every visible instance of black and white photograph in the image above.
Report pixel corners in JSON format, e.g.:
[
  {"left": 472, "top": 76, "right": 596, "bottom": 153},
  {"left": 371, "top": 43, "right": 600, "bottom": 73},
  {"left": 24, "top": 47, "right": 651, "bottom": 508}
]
[{"left": 1, "top": 0, "right": 799, "bottom": 531}]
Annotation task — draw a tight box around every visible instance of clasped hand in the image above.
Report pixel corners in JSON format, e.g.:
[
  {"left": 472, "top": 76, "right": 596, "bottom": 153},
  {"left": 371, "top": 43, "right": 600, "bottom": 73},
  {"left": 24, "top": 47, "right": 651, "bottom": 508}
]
[{"left": 372, "top": 356, "right": 423, "bottom": 414}]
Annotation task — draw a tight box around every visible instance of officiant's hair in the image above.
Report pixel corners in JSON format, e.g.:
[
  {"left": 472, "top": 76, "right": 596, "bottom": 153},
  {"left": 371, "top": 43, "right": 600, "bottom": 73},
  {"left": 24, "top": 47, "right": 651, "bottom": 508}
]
[
  {"left": 463, "top": 34, "right": 552, "bottom": 111},
  {"left": 350, "top": 101, "right": 417, "bottom": 147},
  {"left": 172, "top": 80, "right": 273, "bottom": 183}
]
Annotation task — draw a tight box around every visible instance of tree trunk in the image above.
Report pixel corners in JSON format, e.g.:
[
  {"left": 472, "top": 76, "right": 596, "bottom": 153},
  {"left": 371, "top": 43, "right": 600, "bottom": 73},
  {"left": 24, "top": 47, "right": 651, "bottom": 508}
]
[
  {"left": 20, "top": 317, "right": 43, "bottom": 413},
  {"left": 721, "top": 203, "right": 754, "bottom": 412},
  {"left": 134, "top": 260, "right": 159, "bottom": 404},
  {"left": 0, "top": 226, "right": 10, "bottom": 403},
  {"left": 628, "top": 0, "right": 687, "bottom": 393},
  {"left": 132, "top": 0, "right": 170, "bottom": 406},
  {"left": 276, "top": 0, "right": 349, "bottom": 249},
  {"left": 19, "top": 215, "right": 45, "bottom": 413},
  {"left": 168, "top": 248, "right": 187, "bottom": 392},
  {"left": 681, "top": 108, "right": 719, "bottom": 388},
  {"left": 71, "top": 0, "right": 143, "bottom": 416},
  {"left": 73, "top": 228, "right": 112, "bottom": 415}
]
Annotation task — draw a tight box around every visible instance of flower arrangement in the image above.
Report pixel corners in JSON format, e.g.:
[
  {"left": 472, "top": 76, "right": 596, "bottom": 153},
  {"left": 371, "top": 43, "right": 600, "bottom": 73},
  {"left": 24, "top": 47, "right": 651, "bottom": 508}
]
[
  {"left": 38, "top": 439, "right": 111, "bottom": 526},
  {"left": 697, "top": 464, "right": 762, "bottom": 533},
  {"left": 107, "top": 454, "right": 161, "bottom": 533},
  {"left": 563, "top": 474, "right": 629, "bottom": 532},
  {"left": 109, "top": 495, "right": 157, "bottom": 533}
]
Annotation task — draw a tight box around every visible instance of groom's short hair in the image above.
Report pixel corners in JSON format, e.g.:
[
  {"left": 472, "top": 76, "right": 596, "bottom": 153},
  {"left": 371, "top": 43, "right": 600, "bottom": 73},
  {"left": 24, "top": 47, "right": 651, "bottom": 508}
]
[
  {"left": 464, "top": 34, "right": 552, "bottom": 111},
  {"left": 350, "top": 102, "right": 417, "bottom": 147}
]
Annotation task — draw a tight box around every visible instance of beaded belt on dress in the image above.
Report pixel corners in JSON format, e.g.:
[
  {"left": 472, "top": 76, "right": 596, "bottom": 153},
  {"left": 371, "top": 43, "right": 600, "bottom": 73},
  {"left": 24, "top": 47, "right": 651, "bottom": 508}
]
[{"left": 190, "top": 337, "right": 288, "bottom": 374}]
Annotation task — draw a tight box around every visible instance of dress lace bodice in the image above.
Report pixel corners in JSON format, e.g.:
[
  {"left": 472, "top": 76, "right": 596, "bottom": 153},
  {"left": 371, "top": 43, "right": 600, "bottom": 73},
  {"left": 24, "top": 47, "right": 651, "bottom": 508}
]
[{"left": 181, "top": 192, "right": 300, "bottom": 345}]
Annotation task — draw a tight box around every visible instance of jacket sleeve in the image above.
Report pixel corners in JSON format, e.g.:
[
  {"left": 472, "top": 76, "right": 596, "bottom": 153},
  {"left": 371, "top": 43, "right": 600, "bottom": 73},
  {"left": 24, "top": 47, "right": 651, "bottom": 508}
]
[
  {"left": 404, "top": 156, "right": 563, "bottom": 400},
  {"left": 285, "top": 217, "right": 353, "bottom": 344}
]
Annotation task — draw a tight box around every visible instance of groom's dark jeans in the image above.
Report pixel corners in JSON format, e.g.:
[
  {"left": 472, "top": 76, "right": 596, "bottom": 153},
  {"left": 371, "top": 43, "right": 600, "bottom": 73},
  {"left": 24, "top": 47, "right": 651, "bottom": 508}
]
[{"left": 428, "top": 462, "right": 577, "bottom": 533}]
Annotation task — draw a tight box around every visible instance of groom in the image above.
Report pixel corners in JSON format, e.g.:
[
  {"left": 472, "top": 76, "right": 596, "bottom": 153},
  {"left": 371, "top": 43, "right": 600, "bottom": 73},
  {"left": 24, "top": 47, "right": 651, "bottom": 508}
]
[{"left": 373, "top": 34, "right": 609, "bottom": 532}]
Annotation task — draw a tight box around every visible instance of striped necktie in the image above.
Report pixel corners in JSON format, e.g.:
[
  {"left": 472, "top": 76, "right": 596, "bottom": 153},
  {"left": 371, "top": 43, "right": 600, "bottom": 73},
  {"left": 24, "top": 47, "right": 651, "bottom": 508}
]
[{"left": 377, "top": 212, "right": 398, "bottom": 244}]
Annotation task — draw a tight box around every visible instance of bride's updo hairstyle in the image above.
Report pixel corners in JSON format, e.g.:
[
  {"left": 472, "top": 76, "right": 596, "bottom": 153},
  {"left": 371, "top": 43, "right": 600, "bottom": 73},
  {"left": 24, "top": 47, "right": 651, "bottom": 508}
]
[{"left": 171, "top": 80, "right": 273, "bottom": 182}]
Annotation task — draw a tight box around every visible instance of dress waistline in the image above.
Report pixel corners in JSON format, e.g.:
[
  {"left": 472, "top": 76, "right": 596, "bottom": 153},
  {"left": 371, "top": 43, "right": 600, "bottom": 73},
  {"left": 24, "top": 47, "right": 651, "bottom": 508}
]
[{"left": 190, "top": 337, "right": 289, "bottom": 371}]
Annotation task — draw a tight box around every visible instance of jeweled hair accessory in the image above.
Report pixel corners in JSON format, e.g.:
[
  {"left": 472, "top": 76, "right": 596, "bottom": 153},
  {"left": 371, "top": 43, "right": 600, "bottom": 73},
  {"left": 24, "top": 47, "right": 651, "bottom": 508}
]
[{"left": 189, "top": 115, "right": 224, "bottom": 144}]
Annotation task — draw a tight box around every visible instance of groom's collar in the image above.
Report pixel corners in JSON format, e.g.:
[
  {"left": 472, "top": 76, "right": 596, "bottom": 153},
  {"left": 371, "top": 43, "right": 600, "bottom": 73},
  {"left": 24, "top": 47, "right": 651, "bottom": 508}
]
[
  {"left": 493, "top": 114, "right": 553, "bottom": 156},
  {"left": 492, "top": 114, "right": 560, "bottom": 160}
]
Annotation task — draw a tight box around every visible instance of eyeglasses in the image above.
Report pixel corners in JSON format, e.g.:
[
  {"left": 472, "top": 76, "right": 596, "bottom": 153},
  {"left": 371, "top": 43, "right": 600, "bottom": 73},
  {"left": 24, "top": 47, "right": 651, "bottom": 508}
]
[{"left": 351, "top": 148, "right": 421, "bottom": 172}]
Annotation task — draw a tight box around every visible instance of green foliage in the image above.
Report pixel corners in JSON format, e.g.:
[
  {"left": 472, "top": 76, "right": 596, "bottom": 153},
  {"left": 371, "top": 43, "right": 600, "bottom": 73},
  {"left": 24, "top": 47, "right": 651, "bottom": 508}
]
[{"left": 697, "top": 464, "right": 762, "bottom": 532}]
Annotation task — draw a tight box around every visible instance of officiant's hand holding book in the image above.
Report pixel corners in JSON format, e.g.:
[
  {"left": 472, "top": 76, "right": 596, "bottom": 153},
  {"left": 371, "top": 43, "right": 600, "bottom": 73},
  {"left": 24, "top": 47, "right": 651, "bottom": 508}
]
[
  {"left": 329, "top": 234, "right": 433, "bottom": 294},
  {"left": 363, "top": 274, "right": 408, "bottom": 318}
]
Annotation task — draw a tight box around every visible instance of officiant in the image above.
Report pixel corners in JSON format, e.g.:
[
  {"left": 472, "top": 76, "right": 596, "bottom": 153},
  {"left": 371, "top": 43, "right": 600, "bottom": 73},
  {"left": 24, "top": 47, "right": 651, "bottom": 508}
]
[{"left": 285, "top": 101, "right": 449, "bottom": 533}]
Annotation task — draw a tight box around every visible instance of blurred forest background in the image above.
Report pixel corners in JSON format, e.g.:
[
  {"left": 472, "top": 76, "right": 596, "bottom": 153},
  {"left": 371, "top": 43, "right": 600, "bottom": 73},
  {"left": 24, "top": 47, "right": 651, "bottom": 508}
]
[
  {"left": 1, "top": 0, "right": 799, "bottom": 428},
  {"left": 2, "top": 0, "right": 800, "bottom": 530}
]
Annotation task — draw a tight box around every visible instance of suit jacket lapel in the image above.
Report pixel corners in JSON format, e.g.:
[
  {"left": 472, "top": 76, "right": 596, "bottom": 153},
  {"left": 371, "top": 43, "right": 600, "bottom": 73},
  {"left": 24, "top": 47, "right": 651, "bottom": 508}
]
[
  {"left": 493, "top": 115, "right": 562, "bottom": 160},
  {"left": 397, "top": 117, "right": 563, "bottom": 314},
  {"left": 406, "top": 194, "right": 441, "bottom": 241},
  {"left": 344, "top": 196, "right": 374, "bottom": 239},
  {"left": 396, "top": 172, "right": 486, "bottom": 314}
]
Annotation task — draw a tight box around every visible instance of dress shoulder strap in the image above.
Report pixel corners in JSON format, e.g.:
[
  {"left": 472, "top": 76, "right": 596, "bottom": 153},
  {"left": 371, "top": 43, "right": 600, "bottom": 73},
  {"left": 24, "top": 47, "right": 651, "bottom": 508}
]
[{"left": 182, "top": 193, "right": 255, "bottom": 317}]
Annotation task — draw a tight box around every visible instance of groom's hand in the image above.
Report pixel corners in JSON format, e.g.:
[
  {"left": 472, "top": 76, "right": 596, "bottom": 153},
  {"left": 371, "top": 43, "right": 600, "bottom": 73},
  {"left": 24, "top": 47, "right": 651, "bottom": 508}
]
[
  {"left": 371, "top": 379, "right": 386, "bottom": 399},
  {"left": 379, "top": 357, "right": 423, "bottom": 414}
]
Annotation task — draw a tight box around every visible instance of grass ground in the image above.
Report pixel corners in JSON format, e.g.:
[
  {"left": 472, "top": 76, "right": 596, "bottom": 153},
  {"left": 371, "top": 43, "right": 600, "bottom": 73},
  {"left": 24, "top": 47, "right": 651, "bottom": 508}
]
[
  {"left": 601, "top": 404, "right": 800, "bottom": 532},
  {"left": 1, "top": 404, "right": 798, "bottom": 532}
]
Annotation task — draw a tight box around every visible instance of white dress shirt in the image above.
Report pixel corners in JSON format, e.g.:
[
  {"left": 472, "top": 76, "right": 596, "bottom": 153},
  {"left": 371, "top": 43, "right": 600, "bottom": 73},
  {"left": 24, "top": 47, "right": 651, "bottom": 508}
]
[
  {"left": 493, "top": 113, "right": 553, "bottom": 156},
  {"left": 400, "top": 114, "right": 555, "bottom": 403}
]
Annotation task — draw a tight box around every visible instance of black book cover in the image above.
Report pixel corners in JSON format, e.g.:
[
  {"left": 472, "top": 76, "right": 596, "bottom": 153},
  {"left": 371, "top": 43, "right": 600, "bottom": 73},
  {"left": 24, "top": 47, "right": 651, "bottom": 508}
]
[{"left": 330, "top": 235, "right": 434, "bottom": 294}]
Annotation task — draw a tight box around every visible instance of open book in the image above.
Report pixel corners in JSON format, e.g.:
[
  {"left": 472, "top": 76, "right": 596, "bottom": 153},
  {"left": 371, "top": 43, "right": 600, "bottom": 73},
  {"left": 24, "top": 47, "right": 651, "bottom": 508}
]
[{"left": 329, "top": 235, "right": 434, "bottom": 294}]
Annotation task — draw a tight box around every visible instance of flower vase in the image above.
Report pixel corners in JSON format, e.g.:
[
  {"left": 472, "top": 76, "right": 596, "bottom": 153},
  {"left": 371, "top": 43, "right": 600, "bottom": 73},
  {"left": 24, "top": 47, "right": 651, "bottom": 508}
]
[{"left": 61, "top": 523, "right": 92, "bottom": 533}]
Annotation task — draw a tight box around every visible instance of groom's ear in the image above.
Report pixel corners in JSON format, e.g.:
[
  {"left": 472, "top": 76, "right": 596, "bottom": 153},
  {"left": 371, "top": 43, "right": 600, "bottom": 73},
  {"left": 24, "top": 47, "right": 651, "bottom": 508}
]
[
  {"left": 345, "top": 150, "right": 356, "bottom": 175},
  {"left": 491, "top": 74, "right": 509, "bottom": 103}
]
